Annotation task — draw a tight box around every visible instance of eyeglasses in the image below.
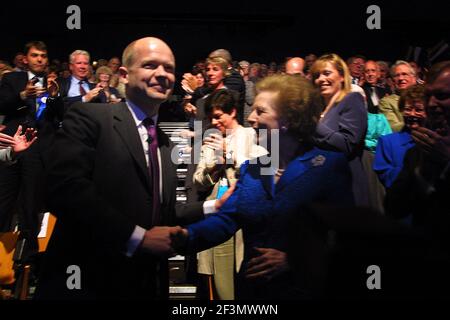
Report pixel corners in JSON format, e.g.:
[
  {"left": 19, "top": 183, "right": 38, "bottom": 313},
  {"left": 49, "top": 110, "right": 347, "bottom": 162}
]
[
  {"left": 393, "top": 72, "right": 414, "bottom": 79},
  {"left": 403, "top": 107, "right": 426, "bottom": 114}
]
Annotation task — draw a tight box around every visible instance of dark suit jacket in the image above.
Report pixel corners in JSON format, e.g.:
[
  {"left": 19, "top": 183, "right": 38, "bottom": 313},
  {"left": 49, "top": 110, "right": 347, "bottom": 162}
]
[
  {"left": 0, "top": 71, "right": 65, "bottom": 152},
  {"left": 57, "top": 77, "right": 106, "bottom": 108},
  {"left": 36, "top": 102, "right": 181, "bottom": 299},
  {"left": 362, "top": 83, "right": 390, "bottom": 114}
]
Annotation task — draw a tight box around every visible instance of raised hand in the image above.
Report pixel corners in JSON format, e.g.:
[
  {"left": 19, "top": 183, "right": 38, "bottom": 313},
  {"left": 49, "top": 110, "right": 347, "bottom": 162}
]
[
  {"left": 47, "top": 75, "right": 60, "bottom": 97},
  {"left": 0, "top": 125, "right": 37, "bottom": 153}
]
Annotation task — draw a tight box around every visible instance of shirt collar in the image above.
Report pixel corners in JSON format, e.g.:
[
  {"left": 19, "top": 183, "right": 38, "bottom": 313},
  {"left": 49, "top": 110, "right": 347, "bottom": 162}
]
[
  {"left": 71, "top": 75, "right": 87, "bottom": 84},
  {"left": 27, "top": 71, "right": 43, "bottom": 81},
  {"left": 126, "top": 99, "right": 158, "bottom": 127}
]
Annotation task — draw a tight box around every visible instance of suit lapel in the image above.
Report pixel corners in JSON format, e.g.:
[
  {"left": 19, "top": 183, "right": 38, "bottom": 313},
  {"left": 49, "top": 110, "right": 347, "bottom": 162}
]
[{"left": 112, "top": 103, "right": 151, "bottom": 189}]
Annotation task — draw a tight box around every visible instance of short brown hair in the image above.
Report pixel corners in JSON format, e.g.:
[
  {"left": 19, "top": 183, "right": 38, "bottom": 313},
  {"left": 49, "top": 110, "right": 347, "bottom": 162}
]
[
  {"left": 24, "top": 41, "right": 47, "bottom": 55},
  {"left": 256, "top": 74, "right": 323, "bottom": 143},
  {"left": 398, "top": 85, "right": 426, "bottom": 112}
]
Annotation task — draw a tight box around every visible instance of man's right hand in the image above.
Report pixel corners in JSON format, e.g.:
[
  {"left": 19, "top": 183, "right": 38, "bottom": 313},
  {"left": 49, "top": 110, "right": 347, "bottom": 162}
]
[
  {"left": 83, "top": 86, "right": 102, "bottom": 102},
  {"left": 20, "top": 80, "right": 46, "bottom": 100},
  {"left": 140, "top": 226, "right": 184, "bottom": 257}
]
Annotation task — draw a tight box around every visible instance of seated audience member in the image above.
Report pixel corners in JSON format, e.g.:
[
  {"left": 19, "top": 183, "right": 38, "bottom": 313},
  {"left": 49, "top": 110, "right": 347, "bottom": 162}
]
[
  {"left": 384, "top": 61, "right": 450, "bottom": 230},
  {"left": 57, "top": 50, "right": 106, "bottom": 108},
  {"left": 374, "top": 85, "right": 426, "bottom": 188},
  {"left": 379, "top": 61, "right": 417, "bottom": 132},
  {"left": 95, "top": 66, "right": 122, "bottom": 103}
]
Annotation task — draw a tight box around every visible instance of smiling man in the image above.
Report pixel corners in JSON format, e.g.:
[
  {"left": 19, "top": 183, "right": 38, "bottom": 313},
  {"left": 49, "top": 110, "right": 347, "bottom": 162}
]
[
  {"left": 36, "top": 37, "right": 184, "bottom": 300},
  {"left": 379, "top": 60, "right": 417, "bottom": 132},
  {"left": 57, "top": 49, "right": 105, "bottom": 107}
]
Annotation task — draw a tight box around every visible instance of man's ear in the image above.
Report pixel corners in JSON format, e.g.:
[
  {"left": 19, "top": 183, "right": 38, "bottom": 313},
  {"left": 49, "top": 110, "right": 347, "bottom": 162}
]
[
  {"left": 230, "top": 108, "right": 237, "bottom": 119},
  {"left": 119, "top": 66, "right": 129, "bottom": 84}
]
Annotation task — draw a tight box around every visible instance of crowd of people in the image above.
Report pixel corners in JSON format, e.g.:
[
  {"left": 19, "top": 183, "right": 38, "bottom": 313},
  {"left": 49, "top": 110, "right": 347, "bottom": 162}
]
[{"left": 0, "top": 37, "right": 449, "bottom": 300}]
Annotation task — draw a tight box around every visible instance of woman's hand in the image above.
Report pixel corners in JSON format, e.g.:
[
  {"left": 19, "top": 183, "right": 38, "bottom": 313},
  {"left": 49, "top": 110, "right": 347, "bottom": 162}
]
[
  {"left": 203, "top": 133, "right": 226, "bottom": 165},
  {"left": 245, "top": 248, "right": 290, "bottom": 281}
]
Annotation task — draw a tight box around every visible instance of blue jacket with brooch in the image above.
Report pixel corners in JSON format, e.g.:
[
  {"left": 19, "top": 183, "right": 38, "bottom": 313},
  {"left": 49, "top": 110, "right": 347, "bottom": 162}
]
[{"left": 186, "top": 147, "right": 354, "bottom": 298}]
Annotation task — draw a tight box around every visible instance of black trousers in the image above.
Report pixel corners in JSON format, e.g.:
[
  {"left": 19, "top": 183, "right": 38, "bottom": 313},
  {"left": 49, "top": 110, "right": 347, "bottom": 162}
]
[{"left": 0, "top": 144, "right": 45, "bottom": 251}]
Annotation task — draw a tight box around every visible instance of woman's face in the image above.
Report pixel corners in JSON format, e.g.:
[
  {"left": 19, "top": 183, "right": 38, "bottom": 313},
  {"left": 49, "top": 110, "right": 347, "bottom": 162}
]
[
  {"left": 99, "top": 73, "right": 111, "bottom": 83},
  {"left": 206, "top": 63, "right": 225, "bottom": 86},
  {"left": 248, "top": 91, "right": 280, "bottom": 145},
  {"left": 210, "top": 108, "right": 236, "bottom": 134},
  {"left": 195, "top": 73, "right": 205, "bottom": 87},
  {"left": 314, "top": 62, "right": 344, "bottom": 101},
  {"left": 403, "top": 99, "right": 426, "bottom": 129}
]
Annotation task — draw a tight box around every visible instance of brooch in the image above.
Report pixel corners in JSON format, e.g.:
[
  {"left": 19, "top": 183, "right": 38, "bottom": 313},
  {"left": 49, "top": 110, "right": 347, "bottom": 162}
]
[{"left": 311, "top": 155, "right": 326, "bottom": 167}]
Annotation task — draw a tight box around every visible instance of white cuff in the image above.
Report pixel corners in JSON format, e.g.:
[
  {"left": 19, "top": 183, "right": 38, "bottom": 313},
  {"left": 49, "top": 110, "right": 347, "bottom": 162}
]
[
  {"left": 203, "top": 200, "right": 218, "bottom": 215},
  {"left": 125, "top": 225, "right": 146, "bottom": 257}
]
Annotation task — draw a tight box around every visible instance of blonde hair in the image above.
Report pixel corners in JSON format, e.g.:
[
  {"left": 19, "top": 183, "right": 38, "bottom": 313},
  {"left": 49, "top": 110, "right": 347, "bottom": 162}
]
[
  {"left": 206, "top": 57, "right": 231, "bottom": 77},
  {"left": 95, "top": 66, "right": 113, "bottom": 82},
  {"left": 310, "top": 53, "right": 352, "bottom": 103}
]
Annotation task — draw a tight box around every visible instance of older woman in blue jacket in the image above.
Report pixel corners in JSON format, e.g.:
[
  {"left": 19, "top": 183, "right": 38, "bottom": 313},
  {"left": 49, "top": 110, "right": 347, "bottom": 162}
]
[{"left": 174, "top": 74, "right": 354, "bottom": 299}]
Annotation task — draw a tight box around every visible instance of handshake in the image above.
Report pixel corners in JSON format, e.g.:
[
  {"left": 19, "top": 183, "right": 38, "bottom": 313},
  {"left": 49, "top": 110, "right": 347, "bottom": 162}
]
[{"left": 139, "top": 226, "right": 189, "bottom": 257}]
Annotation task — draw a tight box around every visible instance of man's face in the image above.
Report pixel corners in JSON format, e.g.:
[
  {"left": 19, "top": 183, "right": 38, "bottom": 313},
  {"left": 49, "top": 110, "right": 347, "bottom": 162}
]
[
  {"left": 24, "top": 47, "right": 48, "bottom": 75},
  {"left": 364, "top": 61, "right": 380, "bottom": 85},
  {"left": 378, "top": 63, "right": 388, "bottom": 80},
  {"left": 349, "top": 58, "right": 365, "bottom": 78},
  {"left": 305, "top": 55, "right": 316, "bottom": 68},
  {"left": 70, "top": 54, "right": 90, "bottom": 80},
  {"left": 393, "top": 65, "right": 416, "bottom": 90},
  {"left": 122, "top": 40, "right": 175, "bottom": 105},
  {"left": 14, "top": 54, "right": 26, "bottom": 69},
  {"left": 108, "top": 58, "right": 121, "bottom": 73},
  {"left": 425, "top": 70, "right": 450, "bottom": 136}
]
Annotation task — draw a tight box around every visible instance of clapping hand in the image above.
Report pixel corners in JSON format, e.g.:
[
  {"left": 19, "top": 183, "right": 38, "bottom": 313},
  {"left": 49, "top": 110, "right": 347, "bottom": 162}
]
[
  {"left": 0, "top": 125, "right": 37, "bottom": 154},
  {"left": 181, "top": 73, "right": 198, "bottom": 94}
]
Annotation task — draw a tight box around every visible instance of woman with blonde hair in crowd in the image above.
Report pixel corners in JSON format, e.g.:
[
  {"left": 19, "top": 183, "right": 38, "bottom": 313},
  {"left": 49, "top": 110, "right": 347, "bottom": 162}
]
[
  {"left": 310, "top": 53, "right": 369, "bottom": 206},
  {"left": 95, "top": 66, "right": 122, "bottom": 103}
]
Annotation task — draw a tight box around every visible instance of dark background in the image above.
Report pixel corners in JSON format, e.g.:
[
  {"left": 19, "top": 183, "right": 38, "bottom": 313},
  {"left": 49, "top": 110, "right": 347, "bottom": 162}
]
[{"left": 1, "top": 0, "right": 449, "bottom": 73}]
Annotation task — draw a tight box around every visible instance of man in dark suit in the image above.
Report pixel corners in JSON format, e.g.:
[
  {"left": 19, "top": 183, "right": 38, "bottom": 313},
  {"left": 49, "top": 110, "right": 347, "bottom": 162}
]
[
  {"left": 57, "top": 49, "right": 106, "bottom": 108},
  {"left": 0, "top": 41, "right": 62, "bottom": 254},
  {"left": 35, "top": 37, "right": 188, "bottom": 300},
  {"left": 362, "top": 60, "right": 389, "bottom": 113}
]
